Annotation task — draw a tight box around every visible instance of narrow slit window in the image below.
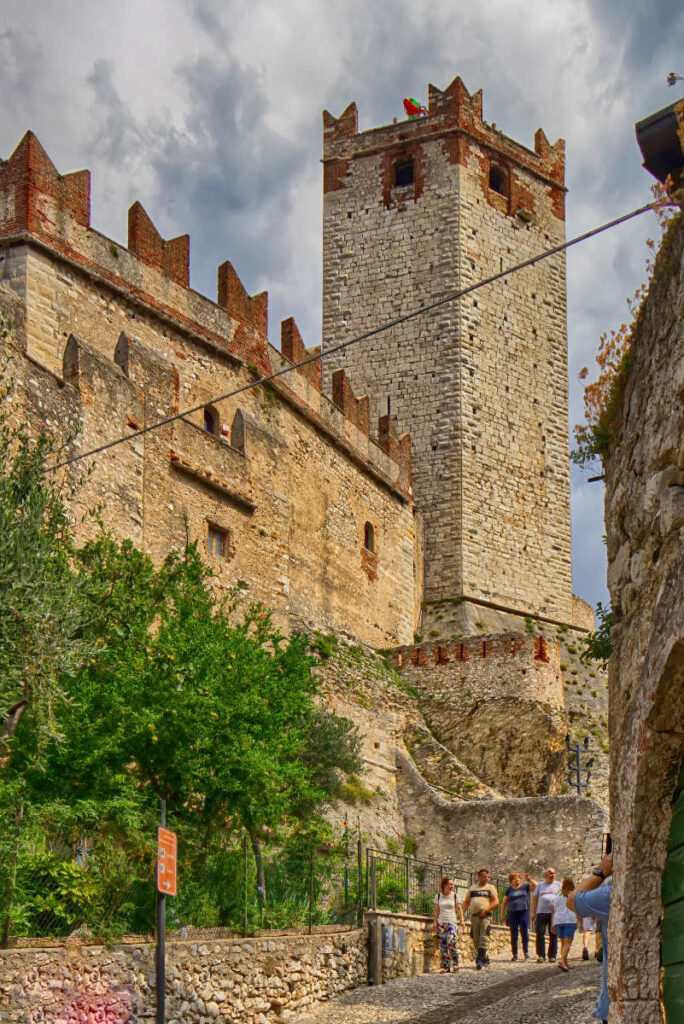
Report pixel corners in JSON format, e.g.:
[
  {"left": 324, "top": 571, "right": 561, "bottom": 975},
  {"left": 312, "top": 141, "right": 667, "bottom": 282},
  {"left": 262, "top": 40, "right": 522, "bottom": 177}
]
[
  {"left": 364, "top": 521, "right": 376, "bottom": 553},
  {"left": 394, "top": 159, "right": 414, "bottom": 188},
  {"left": 204, "top": 405, "right": 219, "bottom": 435},
  {"left": 208, "top": 524, "right": 228, "bottom": 558}
]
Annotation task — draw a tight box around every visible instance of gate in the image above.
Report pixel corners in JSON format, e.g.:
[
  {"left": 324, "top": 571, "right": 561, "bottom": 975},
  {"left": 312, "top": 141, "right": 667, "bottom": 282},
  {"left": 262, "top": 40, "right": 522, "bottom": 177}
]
[{"left": 662, "top": 758, "right": 684, "bottom": 1020}]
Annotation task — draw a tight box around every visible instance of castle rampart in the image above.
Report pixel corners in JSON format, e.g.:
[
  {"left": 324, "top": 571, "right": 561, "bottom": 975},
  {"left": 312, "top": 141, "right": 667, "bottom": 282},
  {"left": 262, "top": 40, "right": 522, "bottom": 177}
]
[
  {"left": 0, "top": 131, "right": 418, "bottom": 648},
  {"left": 394, "top": 633, "right": 566, "bottom": 796}
]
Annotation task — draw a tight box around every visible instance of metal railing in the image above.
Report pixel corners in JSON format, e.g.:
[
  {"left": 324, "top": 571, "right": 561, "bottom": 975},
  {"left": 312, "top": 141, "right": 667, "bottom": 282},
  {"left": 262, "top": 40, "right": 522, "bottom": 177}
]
[{"left": 364, "top": 849, "right": 509, "bottom": 924}]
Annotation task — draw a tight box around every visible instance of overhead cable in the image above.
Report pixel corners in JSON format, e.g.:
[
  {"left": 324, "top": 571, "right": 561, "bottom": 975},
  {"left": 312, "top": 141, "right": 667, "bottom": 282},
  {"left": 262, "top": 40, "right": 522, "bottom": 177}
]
[{"left": 46, "top": 200, "right": 656, "bottom": 474}]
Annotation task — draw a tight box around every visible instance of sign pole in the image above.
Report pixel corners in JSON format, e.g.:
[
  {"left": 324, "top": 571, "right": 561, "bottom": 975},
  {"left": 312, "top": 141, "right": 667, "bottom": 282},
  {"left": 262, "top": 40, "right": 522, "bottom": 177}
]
[{"left": 156, "top": 799, "right": 166, "bottom": 1024}]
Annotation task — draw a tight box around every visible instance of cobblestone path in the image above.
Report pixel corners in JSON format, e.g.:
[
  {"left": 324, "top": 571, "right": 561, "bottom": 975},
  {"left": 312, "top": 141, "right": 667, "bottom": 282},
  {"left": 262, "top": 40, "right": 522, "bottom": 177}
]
[{"left": 291, "top": 955, "right": 602, "bottom": 1024}]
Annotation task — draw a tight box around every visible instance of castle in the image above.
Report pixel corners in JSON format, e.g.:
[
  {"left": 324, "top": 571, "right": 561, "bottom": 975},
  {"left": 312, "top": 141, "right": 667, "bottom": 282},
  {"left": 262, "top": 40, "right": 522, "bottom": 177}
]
[{"left": 0, "top": 77, "right": 606, "bottom": 866}]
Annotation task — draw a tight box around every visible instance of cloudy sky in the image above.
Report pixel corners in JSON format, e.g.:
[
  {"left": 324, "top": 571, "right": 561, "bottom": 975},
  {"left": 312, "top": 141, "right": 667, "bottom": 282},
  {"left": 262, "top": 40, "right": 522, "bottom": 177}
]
[{"left": 2, "top": 0, "right": 682, "bottom": 611}]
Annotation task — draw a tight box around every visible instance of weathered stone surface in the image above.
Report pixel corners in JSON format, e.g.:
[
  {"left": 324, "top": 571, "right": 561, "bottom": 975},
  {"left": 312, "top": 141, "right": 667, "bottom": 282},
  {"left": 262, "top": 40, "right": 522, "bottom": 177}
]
[
  {"left": 0, "top": 929, "right": 367, "bottom": 1024},
  {"left": 604, "top": 212, "right": 684, "bottom": 1023},
  {"left": 321, "top": 78, "right": 572, "bottom": 627},
  {"left": 394, "top": 635, "right": 566, "bottom": 796}
]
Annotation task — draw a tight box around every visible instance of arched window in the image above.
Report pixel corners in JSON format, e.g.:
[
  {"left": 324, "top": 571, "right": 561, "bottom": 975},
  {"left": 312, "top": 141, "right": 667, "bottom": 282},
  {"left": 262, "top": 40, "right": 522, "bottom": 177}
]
[
  {"left": 204, "top": 405, "right": 219, "bottom": 435},
  {"left": 114, "top": 332, "right": 129, "bottom": 377},
  {"left": 489, "top": 164, "right": 507, "bottom": 196},
  {"left": 364, "top": 521, "right": 376, "bottom": 553},
  {"left": 63, "top": 335, "right": 79, "bottom": 385},
  {"left": 230, "top": 409, "right": 245, "bottom": 454}
]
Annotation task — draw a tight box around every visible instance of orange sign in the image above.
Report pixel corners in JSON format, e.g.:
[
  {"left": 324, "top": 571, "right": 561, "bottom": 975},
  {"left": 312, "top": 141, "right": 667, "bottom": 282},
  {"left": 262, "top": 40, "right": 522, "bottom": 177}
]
[{"left": 156, "top": 827, "right": 177, "bottom": 896}]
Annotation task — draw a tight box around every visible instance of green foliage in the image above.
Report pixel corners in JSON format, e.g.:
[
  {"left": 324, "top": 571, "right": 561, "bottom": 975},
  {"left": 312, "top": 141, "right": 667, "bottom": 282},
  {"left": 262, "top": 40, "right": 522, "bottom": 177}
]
[
  {"left": 311, "top": 633, "right": 337, "bottom": 661},
  {"left": 9, "top": 853, "right": 99, "bottom": 937},
  {"left": 340, "top": 774, "right": 376, "bottom": 806},
  {"left": 0, "top": 379, "right": 96, "bottom": 752},
  {"left": 403, "top": 835, "right": 418, "bottom": 857},
  {"left": 580, "top": 602, "right": 614, "bottom": 668}
]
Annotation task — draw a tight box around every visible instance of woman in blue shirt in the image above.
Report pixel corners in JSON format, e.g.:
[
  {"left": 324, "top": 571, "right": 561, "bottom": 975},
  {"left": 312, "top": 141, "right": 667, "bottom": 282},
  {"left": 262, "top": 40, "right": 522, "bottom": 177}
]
[{"left": 501, "top": 870, "right": 538, "bottom": 960}]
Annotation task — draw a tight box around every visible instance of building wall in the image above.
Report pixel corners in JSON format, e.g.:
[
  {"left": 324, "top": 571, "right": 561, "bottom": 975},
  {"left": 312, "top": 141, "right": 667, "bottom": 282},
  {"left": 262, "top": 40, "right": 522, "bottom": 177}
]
[
  {"left": 0, "top": 131, "right": 417, "bottom": 649},
  {"left": 393, "top": 634, "right": 566, "bottom": 796},
  {"left": 0, "top": 928, "right": 367, "bottom": 1024},
  {"left": 321, "top": 77, "right": 572, "bottom": 624},
  {"left": 604, "top": 212, "right": 684, "bottom": 1024},
  {"left": 364, "top": 910, "right": 509, "bottom": 981},
  {"left": 397, "top": 753, "right": 606, "bottom": 878}
]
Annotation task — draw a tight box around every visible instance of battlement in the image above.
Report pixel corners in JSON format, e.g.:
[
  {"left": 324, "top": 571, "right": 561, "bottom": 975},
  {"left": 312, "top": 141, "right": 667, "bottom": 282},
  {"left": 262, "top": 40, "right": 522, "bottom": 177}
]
[
  {"left": 323, "top": 75, "right": 565, "bottom": 211},
  {"left": 392, "top": 633, "right": 553, "bottom": 669},
  {"left": 0, "top": 131, "right": 412, "bottom": 493}
]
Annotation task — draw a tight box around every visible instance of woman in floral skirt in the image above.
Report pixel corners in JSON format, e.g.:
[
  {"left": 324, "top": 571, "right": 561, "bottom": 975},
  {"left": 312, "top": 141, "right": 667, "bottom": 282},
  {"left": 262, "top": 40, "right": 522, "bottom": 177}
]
[{"left": 433, "top": 877, "right": 465, "bottom": 972}]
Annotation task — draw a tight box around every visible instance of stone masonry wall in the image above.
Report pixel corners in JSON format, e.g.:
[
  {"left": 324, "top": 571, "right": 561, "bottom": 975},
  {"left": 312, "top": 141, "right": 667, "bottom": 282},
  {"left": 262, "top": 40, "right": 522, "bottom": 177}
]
[
  {"left": 397, "top": 752, "right": 606, "bottom": 878},
  {"left": 603, "top": 212, "right": 684, "bottom": 1023},
  {"left": 0, "top": 130, "right": 418, "bottom": 648},
  {"left": 393, "top": 634, "right": 566, "bottom": 796},
  {"left": 364, "top": 910, "right": 509, "bottom": 981},
  {"left": 321, "top": 76, "right": 572, "bottom": 625},
  {"left": 0, "top": 928, "right": 367, "bottom": 1024}
]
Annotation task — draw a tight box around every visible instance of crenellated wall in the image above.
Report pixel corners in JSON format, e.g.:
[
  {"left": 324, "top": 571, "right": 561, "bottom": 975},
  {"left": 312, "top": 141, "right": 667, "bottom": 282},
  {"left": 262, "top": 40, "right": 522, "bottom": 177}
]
[
  {"left": 321, "top": 75, "right": 572, "bottom": 628},
  {"left": 394, "top": 634, "right": 567, "bottom": 796},
  {"left": 0, "top": 130, "right": 418, "bottom": 648}
]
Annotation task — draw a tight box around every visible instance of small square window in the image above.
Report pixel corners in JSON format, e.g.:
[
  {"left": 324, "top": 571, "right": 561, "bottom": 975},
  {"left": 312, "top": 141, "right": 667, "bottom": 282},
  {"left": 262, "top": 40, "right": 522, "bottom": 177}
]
[
  {"left": 394, "top": 160, "right": 414, "bottom": 188},
  {"left": 208, "top": 524, "right": 228, "bottom": 558}
]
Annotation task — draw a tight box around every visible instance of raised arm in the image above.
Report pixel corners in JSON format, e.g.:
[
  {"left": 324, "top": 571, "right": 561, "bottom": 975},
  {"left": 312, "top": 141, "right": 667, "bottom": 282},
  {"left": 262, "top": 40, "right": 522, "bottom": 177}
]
[
  {"left": 524, "top": 872, "right": 538, "bottom": 889},
  {"left": 567, "top": 853, "right": 612, "bottom": 914}
]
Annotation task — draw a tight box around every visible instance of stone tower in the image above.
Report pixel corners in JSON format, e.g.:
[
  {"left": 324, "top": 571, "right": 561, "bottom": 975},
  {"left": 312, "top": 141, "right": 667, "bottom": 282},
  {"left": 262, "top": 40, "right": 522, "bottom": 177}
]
[{"left": 321, "top": 76, "right": 573, "bottom": 632}]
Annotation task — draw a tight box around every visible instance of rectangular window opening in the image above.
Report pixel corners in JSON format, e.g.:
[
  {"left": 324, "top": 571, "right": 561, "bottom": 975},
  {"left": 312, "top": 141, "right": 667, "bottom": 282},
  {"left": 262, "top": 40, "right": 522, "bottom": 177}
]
[
  {"left": 208, "top": 523, "right": 229, "bottom": 558},
  {"left": 394, "top": 160, "right": 414, "bottom": 188}
]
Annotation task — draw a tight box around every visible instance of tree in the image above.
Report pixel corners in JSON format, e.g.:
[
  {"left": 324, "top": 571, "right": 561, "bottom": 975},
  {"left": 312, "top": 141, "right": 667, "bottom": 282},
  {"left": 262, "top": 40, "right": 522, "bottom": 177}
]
[
  {"left": 0, "top": 347, "right": 94, "bottom": 755},
  {"left": 580, "top": 602, "right": 613, "bottom": 668},
  {"left": 4, "top": 536, "right": 361, "bottom": 913}
]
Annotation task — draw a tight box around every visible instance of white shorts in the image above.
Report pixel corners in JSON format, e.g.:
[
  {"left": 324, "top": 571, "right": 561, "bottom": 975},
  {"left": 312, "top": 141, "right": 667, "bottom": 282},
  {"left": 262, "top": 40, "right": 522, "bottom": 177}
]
[{"left": 582, "top": 917, "right": 595, "bottom": 931}]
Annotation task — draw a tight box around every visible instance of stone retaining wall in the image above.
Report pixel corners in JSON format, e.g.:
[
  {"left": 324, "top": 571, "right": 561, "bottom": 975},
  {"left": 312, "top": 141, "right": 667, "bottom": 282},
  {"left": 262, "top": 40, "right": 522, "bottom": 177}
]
[
  {"left": 364, "top": 910, "right": 509, "bottom": 982},
  {"left": 0, "top": 927, "right": 367, "bottom": 1024}
]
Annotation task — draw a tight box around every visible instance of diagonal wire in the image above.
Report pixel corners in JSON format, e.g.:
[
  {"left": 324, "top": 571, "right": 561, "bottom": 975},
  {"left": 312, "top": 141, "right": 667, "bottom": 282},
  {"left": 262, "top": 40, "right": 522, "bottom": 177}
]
[{"left": 46, "top": 200, "right": 656, "bottom": 474}]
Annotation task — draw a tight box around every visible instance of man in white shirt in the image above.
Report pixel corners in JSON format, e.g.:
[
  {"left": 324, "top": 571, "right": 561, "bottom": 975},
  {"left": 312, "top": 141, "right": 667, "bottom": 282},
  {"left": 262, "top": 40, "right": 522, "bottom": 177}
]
[{"left": 531, "top": 867, "right": 561, "bottom": 962}]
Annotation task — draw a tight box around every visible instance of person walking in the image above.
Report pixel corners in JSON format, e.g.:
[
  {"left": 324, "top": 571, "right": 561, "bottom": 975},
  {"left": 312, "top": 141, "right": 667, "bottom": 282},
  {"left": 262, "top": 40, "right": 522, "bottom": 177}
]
[
  {"left": 550, "top": 877, "right": 579, "bottom": 970},
  {"left": 462, "top": 868, "right": 499, "bottom": 969},
  {"left": 581, "top": 916, "right": 595, "bottom": 961},
  {"left": 568, "top": 853, "right": 613, "bottom": 1023},
  {"left": 433, "top": 876, "right": 465, "bottom": 973},
  {"left": 501, "top": 871, "right": 537, "bottom": 960},
  {"left": 531, "top": 867, "right": 561, "bottom": 962}
]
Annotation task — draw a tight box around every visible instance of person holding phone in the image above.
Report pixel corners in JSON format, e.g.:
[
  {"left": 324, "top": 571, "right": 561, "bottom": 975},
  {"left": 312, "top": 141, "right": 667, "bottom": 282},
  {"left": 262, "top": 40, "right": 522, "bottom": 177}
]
[{"left": 568, "top": 853, "right": 613, "bottom": 1023}]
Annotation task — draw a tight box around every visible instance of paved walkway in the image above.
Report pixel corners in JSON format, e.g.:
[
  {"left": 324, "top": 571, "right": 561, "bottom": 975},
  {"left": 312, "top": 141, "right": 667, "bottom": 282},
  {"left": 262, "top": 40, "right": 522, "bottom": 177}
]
[{"left": 292, "top": 955, "right": 602, "bottom": 1024}]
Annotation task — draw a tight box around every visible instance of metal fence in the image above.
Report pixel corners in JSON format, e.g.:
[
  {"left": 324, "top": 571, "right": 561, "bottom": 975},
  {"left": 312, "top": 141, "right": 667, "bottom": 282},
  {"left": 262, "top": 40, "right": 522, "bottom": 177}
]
[
  {"left": 0, "top": 832, "right": 364, "bottom": 946},
  {"left": 1, "top": 832, "right": 523, "bottom": 946},
  {"left": 364, "top": 849, "right": 509, "bottom": 924}
]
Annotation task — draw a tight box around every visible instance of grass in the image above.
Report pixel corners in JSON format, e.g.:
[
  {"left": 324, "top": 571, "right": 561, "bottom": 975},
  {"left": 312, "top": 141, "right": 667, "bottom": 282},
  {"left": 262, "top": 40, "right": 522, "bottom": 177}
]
[{"left": 341, "top": 774, "right": 376, "bottom": 806}]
